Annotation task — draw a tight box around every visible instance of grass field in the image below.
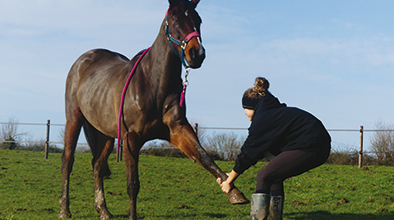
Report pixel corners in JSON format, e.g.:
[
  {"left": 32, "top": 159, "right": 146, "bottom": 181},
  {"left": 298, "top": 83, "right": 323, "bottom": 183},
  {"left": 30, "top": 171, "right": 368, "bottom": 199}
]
[{"left": 0, "top": 150, "right": 394, "bottom": 220}]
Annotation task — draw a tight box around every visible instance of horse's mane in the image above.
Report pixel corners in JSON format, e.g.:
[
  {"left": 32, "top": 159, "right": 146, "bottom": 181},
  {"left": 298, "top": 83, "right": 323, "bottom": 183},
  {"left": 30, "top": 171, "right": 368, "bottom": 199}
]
[
  {"left": 131, "top": 49, "right": 147, "bottom": 61},
  {"left": 112, "top": 49, "right": 146, "bottom": 62},
  {"left": 112, "top": 51, "right": 129, "bottom": 61}
]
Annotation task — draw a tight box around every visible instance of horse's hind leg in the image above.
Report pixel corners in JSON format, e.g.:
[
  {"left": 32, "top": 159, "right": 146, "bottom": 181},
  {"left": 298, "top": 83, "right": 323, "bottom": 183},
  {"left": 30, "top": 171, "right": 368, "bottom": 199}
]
[
  {"left": 84, "top": 122, "right": 114, "bottom": 219},
  {"left": 59, "top": 108, "right": 84, "bottom": 218}
]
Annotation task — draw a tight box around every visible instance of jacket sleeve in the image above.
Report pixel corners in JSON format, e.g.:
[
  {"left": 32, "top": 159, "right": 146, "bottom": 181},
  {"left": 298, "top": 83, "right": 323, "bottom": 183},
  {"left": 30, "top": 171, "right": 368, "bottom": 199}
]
[{"left": 233, "top": 118, "right": 277, "bottom": 174}]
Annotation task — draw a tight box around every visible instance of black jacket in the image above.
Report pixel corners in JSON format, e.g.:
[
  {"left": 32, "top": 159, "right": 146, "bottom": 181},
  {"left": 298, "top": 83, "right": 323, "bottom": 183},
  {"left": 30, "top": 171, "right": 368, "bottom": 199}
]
[{"left": 233, "top": 92, "right": 331, "bottom": 174}]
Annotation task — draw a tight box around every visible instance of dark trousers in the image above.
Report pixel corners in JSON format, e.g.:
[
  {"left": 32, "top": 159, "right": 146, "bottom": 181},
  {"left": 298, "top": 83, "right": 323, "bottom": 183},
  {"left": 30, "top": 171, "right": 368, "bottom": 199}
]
[{"left": 256, "top": 146, "right": 330, "bottom": 195}]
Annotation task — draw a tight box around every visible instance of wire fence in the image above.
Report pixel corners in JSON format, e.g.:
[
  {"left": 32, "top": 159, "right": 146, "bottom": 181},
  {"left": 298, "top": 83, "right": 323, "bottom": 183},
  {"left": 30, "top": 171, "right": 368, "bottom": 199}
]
[{"left": 1, "top": 120, "right": 394, "bottom": 168}]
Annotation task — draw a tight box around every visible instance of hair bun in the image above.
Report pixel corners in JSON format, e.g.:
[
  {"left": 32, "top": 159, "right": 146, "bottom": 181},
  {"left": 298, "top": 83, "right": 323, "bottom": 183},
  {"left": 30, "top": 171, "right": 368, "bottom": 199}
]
[{"left": 252, "top": 77, "right": 269, "bottom": 96}]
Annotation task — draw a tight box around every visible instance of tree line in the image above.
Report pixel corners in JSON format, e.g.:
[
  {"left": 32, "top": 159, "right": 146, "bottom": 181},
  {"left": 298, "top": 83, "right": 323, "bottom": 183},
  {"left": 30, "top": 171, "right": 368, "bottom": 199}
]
[{"left": 1, "top": 117, "right": 394, "bottom": 166}]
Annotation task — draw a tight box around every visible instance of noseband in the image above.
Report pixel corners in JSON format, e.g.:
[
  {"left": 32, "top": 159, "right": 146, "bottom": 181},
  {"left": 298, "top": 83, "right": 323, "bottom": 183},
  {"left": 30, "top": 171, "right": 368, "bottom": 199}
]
[{"left": 165, "top": 9, "right": 201, "bottom": 69}]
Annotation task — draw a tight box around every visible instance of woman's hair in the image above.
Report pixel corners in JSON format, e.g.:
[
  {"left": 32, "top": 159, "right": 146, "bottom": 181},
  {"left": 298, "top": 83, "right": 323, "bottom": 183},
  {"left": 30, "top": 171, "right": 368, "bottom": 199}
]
[{"left": 243, "top": 77, "right": 270, "bottom": 101}]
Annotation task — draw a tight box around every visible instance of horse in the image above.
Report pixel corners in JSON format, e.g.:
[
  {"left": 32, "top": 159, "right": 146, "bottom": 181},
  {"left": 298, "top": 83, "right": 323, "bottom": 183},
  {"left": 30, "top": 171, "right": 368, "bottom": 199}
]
[{"left": 58, "top": 0, "right": 248, "bottom": 219}]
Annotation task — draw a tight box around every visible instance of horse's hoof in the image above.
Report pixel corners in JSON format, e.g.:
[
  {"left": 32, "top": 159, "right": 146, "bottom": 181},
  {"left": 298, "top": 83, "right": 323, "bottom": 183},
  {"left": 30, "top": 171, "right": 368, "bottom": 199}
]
[
  {"left": 228, "top": 187, "right": 250, "bottom": 205},
  {"left": 58, "top": 210, "right": 72, "bottom": 218}
]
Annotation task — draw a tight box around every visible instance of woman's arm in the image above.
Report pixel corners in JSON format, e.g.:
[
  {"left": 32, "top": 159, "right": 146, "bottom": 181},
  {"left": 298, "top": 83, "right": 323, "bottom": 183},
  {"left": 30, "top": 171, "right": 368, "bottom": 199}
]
[{"left": 216, "top": 170, "right": 240, "bottom": 194}]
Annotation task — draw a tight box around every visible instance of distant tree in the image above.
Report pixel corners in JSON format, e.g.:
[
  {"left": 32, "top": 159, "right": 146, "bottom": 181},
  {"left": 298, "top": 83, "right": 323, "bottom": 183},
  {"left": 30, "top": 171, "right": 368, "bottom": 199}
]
[
  {"left": 185, "top": 120, "right": 207, "bottom": 147},
  {"left": 21, "top": 138, "right": 63, "bottom": 153},
  {"left": 134, "top": 120, "right": 206, "bottom": 158},
  {"left": 370, "top": 120, "right": 394, "bottom": 163},
  {"left": 0, "top": 117, "right": 27, "bottom": 150},
  {"left": 143, "top": 120, "right": 207, "bottom": 150},
  {"left": 206, "top": 132, "right": 244, "bottom": 161},
  {"left": 326, "top": 143, "right": 359, "bottom": 165}
]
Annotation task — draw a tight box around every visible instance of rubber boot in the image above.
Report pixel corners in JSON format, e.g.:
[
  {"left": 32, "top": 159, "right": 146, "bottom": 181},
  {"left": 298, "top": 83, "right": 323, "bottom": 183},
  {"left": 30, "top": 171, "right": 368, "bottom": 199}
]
[
  {"left": 250, "top": 193, "right": 270, "bottom": 220},
  {"left": 269, "top": 196, "right": 283, "bottom": 220}
]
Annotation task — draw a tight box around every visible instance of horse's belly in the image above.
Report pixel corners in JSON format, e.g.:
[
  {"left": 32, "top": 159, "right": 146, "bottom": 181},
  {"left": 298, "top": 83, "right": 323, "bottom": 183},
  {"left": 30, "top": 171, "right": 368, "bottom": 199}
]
[
  {"left": 77, "top": 82, "right": 119, "bottom": 138},
  {"left": 83, "top": 111, "right": 119, "bottom": 138}
]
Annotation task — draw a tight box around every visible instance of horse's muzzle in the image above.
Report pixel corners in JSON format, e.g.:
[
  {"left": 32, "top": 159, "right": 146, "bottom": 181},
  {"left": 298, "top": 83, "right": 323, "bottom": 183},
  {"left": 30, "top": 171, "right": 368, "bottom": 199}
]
[{"left": 188, "top": 46, "right": 205, "bottom": 69}]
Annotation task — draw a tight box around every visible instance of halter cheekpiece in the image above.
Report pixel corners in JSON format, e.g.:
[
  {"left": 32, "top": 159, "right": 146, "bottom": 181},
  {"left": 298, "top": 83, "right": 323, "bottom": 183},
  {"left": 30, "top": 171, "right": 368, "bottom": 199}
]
[{"left": 164, "top": 9, "right": 201, "bottom": 69}]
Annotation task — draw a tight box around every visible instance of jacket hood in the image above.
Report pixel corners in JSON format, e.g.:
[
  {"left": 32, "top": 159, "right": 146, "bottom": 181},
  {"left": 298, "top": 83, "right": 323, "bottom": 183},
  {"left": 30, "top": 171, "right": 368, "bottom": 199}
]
[{"left": 255, "top": 92, "right": 287, "bottom": 112}]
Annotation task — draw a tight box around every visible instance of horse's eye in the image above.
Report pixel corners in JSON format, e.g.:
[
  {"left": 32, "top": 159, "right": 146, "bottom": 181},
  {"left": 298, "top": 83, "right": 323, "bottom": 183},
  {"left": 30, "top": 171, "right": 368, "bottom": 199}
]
[
  {"left": 172, "top": 16, "right": 179, "bottom": 24},
  {"left": 185, "top": 10, "right": 189, "bottom": 17}
]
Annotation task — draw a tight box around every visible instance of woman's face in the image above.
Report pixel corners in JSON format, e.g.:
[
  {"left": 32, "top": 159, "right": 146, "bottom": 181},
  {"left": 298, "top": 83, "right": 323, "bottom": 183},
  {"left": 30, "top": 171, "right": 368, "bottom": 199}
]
[{"left": 244, "top": 109, "right": 255, "bottom": 121}]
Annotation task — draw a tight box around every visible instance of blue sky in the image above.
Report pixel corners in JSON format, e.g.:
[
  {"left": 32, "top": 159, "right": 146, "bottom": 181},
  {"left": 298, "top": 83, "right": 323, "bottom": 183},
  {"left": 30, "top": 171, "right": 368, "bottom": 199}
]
[{"left": 1, "top": 0, "right": 394, "bottom": 151}]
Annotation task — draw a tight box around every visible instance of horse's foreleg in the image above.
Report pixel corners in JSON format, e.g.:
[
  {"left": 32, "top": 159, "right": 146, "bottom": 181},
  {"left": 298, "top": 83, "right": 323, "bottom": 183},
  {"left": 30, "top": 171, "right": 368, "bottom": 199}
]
[
  {"left": 170, "top": 124, "right": 249, "bottom": 204},
  {"left": 123, "top": 132, "right": 142, "bottom": 220},
  {"left": 92, "top": 136, "right": 114, "bottom": 219},
  {"left": 59, "top": 108, "right": 84, "bottom": 218}
]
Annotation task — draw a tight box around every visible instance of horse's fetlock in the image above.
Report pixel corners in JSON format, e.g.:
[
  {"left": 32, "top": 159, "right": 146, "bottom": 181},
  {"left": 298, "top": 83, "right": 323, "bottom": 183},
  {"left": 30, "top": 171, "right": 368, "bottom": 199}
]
[{"left": 58, "top": 208, "right": 72, "bottom": 219}]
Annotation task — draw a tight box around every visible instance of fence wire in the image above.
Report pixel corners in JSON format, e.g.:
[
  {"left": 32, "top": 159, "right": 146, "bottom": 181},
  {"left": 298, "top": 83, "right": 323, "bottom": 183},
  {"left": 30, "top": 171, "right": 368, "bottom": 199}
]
[{"left": 1, "top": 121, "right": 394, "bottom": 157}]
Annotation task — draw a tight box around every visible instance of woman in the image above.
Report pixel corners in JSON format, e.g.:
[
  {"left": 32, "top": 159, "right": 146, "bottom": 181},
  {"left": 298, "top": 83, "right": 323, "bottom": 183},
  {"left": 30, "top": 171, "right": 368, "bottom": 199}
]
[{"left": 217, "top": 77, "right": 331, "bottom": 220}]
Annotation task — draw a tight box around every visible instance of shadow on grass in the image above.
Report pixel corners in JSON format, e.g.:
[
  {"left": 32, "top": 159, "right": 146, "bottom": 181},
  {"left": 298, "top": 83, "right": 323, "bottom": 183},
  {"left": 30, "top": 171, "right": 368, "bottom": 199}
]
[{"left": 287, "top": 211, "right": 394, "bottom": 220}]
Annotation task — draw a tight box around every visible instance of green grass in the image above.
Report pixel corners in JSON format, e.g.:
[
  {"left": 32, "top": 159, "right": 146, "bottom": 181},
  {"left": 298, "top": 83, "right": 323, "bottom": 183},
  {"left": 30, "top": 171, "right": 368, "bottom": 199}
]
[{"left": 0, "top": 150, "right": 394, "bottom": 219}]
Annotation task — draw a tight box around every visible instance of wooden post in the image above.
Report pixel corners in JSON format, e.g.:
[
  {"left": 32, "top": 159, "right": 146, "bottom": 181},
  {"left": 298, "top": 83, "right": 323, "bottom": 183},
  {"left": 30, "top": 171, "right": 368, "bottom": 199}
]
[
  {"left": 358, "top": 125, "right": 363, "bottom": 168},
  {"left": 44, "top": 119, "right": 50, "bottom": 159},
  {"left": 194, "top": 123, "right": 199, "bottom": 137}
]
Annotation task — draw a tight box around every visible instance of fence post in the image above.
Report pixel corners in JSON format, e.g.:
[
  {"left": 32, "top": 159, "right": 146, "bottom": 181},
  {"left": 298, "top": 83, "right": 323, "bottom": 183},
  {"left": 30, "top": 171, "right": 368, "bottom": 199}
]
[
  {"left": 44, "top": 119, "right": 50, "bottom": 159},
  {"left": 358, "top": 125, "right": 363, "bottom": 168},
  {"left": 194, "top": 123, "right": 199, "bottom": 137}
]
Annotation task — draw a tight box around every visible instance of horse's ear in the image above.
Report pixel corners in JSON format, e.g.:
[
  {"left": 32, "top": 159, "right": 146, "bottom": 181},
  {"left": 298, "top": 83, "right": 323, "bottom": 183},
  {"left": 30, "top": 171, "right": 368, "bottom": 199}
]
[
  {"left": 168, "top": 0, "right": 200, "bottom": 8},
  {"left": 190, "top": 0, "right": 200, "bottom": 8},
  {"left": 168, "top": 0, "right": 181, "bottom": 7}
]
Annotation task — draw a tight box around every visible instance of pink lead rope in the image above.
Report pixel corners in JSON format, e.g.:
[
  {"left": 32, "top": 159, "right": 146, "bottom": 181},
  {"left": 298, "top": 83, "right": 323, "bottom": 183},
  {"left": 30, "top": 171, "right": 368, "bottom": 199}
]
[
  {"left": 179, "top": 68, "right": 190, "bottom": 108},
  {"left": 180, "top": 85, "right": 186, "bottom": 107},
  {"left": 117, "top": 47, "right": 151, "bottom": 160}
]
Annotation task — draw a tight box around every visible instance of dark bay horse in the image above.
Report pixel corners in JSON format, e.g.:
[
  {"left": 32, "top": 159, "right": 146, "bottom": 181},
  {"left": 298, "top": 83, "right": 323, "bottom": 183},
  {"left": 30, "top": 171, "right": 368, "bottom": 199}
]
[{"left": 58, "top": 0, "right": 248, "bottom": 219}]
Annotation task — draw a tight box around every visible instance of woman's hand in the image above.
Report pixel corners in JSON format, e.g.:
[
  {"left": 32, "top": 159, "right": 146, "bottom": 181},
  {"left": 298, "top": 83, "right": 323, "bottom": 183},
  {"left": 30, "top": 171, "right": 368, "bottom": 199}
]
[
  {"left": 216, "top": 177, "right": 232, "bottom": 194},
  {"left": 216, "top": 170, "right": 240, "bottom": 195}
]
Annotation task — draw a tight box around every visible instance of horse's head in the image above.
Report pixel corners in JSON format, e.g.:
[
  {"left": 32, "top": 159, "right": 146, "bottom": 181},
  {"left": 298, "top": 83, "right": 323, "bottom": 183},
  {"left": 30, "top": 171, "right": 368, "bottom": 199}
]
[{"left": 166, "top": 0, "right": 205, "bottom": 69}]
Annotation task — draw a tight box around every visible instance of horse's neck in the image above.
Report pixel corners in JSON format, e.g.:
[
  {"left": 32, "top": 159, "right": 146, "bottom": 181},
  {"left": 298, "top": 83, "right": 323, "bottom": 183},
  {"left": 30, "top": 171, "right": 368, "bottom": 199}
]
[{"left": 147, "top": 20, "right": 183, "bottom": 90}]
